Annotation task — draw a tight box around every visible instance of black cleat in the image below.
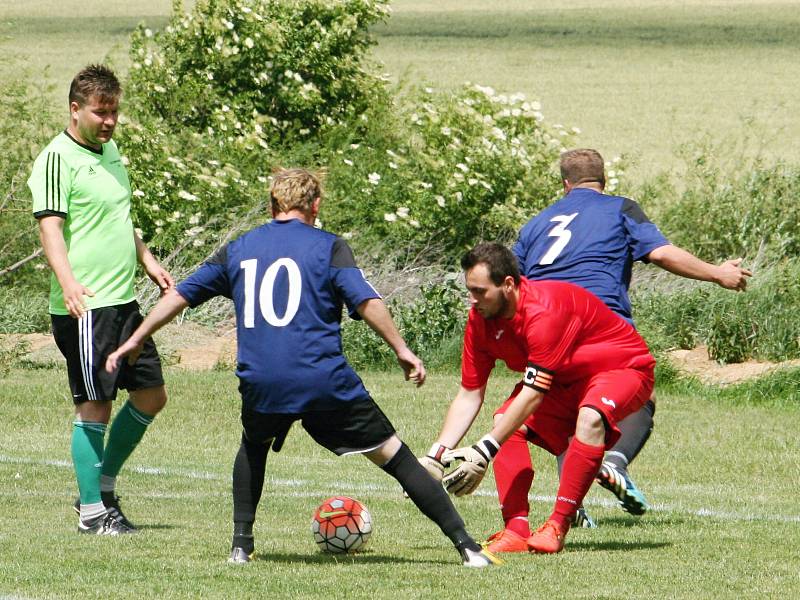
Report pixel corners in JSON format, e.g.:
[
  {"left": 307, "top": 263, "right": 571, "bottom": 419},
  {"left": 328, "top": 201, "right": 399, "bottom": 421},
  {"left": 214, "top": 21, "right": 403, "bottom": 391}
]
[
  {"left": 78, "top": 512, "right": 135, "bottom": 535},
  {"left": 101, "top": 492, "right": 137, "bottom": 531}
]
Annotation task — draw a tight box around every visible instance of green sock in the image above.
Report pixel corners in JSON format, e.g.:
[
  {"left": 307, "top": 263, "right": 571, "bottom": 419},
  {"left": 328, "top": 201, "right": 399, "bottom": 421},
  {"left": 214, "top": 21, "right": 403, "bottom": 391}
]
[
  {"left": 72, "top": 421, "right": 107, "bottom": 505},
  {"left": 101, "top": 400, "right": 154, "bottom": 479}
]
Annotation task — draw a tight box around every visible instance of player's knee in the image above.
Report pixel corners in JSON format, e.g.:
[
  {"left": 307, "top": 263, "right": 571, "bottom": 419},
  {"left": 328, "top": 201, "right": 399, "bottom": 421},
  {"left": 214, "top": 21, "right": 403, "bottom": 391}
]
[
  {"left": 130, "top": 385, "right": 168, "bottom": 416},
  {"left": 575, "top": 407, "right": 605, "bottom": 445}
]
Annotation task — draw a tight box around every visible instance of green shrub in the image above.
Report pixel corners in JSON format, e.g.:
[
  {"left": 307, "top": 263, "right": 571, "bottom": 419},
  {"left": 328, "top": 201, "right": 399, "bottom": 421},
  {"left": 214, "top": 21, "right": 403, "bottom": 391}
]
[
  {"left": 343, "top": 278, "right": 467, "bottom": 370},
  {"left": 322, "top": 84, "right": 571, "bottom": 264}
]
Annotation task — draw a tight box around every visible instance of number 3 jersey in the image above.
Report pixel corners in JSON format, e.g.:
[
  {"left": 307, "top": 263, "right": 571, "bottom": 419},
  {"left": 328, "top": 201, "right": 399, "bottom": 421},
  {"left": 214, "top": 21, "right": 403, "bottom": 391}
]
[
  {"left": 176, "top": 218, "right": 381, "bottom": 413},
  {"left": 512, "top": 188, "right": 669, "bottom": 323},
  {"left": 460, "top": 278, "right": 655, "bottom": 392}
]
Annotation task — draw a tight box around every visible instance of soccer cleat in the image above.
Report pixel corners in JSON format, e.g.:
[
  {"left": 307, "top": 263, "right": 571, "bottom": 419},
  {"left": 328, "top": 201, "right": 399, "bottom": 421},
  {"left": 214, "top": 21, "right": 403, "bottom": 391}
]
[
  {"left": 572, "top": 506, "right": 597, "bottom": 529},
  {"left": 596, "top": 462, "right": 649, "bottom": 516},
  {"left": 527, "top": 519, "right": 567, "bottom": 554},
  {"left": 101, "top": 492, "right": 138, "bottom": 531},
  {"left": 77, "top": 512, "right": 135, "bottom": 535},
  {"left": 484, "top": 528, "right": 530, "bottom": 553},
  {"left": 461, "top": 547, "right": 503, "bottom": 568},
  {"left": 228, "top": 547, "right": 253, "bottom": 564}
]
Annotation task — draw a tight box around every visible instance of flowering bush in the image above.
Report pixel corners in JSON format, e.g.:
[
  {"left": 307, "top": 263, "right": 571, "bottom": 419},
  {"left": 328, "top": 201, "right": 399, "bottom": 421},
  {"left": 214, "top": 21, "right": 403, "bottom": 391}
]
[
  {"left": 321, "top": 84, "right": 574, "bottom": 264},
  {"left": 126, "top": 0, "right": 389, "bottom": 142}
]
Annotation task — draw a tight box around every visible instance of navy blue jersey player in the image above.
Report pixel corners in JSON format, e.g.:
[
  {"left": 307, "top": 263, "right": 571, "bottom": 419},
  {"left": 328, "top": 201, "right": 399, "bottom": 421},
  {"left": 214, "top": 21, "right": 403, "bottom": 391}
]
[
  {"left": 483, "top": 149, "right": 751, "bottom": 553},
  {"left": 106, "top": 168, "right": 499, "bottom": 567}
]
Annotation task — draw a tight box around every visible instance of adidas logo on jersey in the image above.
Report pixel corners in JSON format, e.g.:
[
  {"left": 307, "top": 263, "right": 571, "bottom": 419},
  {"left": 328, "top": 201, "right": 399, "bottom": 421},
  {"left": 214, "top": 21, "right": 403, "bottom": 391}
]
[{"left": 87, "top": 166, "right": 96, "bottom": 174}]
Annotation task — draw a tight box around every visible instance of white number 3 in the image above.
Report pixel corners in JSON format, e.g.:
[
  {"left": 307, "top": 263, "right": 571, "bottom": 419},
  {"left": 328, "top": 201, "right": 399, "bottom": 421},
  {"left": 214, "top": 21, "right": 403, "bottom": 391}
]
[
  {"left": 539, "top": 212, "right": 578, "bottom": 265},
  {"left": 240, "top": 258, "right": 302, "bottom": 328}
]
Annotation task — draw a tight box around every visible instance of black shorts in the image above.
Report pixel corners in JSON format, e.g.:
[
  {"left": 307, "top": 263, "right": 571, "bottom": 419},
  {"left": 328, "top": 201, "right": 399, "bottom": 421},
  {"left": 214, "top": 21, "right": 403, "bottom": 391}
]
[
  {"left": 241, "top": 398, "right": 396, "bottom": 456},
  {"left": 51, "top": 301, "right": 164, "bottom": 404}
]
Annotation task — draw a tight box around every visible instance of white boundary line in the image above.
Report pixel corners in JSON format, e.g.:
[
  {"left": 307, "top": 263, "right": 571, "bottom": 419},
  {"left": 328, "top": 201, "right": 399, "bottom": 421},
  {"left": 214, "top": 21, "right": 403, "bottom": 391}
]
[{"left": 2, "top": 454, "right": 799, "bottom": 524}]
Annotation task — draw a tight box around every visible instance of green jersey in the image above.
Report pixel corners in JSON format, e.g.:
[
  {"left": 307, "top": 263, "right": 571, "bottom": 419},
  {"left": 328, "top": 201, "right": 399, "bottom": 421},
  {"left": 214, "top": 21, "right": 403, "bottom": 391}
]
[{"left": 29, "top": 131, "right": 137, "bottom": 315}]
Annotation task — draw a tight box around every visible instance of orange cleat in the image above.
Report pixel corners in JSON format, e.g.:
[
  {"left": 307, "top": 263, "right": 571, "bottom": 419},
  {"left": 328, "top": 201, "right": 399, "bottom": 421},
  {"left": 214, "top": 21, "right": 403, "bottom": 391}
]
[
  {"left": 527, "top": 519, "right": 568, "bottom": 554},
  {"left": 484, "top": 528, "right": 531, "bottom": 553}
]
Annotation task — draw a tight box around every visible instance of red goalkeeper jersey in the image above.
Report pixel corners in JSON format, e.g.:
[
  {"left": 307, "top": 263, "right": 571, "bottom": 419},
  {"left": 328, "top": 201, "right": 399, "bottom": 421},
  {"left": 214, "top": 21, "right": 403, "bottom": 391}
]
[{"left": 461, "top": 278, "right": 655, "bottom": 392}]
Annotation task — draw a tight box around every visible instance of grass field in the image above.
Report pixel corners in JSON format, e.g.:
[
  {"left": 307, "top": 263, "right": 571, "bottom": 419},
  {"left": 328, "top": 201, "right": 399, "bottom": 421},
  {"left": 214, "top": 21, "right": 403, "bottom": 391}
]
[
  {"left": 2, "top": 0, "right": 799, "bottom": 179},
  {"left": 1, "top": 368, "right": 798, "bottom": 599}
]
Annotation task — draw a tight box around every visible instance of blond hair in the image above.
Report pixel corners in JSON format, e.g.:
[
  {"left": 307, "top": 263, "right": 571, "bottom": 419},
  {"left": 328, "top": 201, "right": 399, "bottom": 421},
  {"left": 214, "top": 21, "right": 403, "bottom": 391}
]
[
  {"left": 270, "top": 168, "right": 323, "bottom": 213},
  {"left": 559, "top": 148, "right": 606, "bottom": 187}
]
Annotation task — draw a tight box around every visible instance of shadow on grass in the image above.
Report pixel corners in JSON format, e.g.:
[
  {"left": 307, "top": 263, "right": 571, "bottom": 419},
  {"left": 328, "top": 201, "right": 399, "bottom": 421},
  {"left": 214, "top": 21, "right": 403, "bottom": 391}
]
[
  {"left": 137, "top": 524, "right": 178, "bottom": 531},
  {"left": 594, "top": 515, "right": 691, "bottom": 527},
  {"left": 568, "top": 540, "right": 671, "bottom": 552},
  {"left": 249, "top": 551, "right": 450, "bottom": 566}
]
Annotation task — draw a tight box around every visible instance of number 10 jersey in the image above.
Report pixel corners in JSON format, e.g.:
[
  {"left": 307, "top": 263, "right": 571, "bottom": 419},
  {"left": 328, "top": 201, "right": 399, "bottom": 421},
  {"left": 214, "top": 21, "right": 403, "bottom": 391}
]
[{"left": 176, "top": 218, "right": 381, "bottom": 413}]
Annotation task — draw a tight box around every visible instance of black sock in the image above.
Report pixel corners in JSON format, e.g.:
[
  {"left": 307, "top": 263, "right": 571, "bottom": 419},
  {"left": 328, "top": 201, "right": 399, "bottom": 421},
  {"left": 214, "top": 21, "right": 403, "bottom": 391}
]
[
  {"left": 606, "top": 400, "right": 655, "bottom": 471},
  {"left": 381, "top": 442, "right": 480, "bottom": 552},
  {"left": 231, "top": 433, "right": 270, "bottom": 552}
]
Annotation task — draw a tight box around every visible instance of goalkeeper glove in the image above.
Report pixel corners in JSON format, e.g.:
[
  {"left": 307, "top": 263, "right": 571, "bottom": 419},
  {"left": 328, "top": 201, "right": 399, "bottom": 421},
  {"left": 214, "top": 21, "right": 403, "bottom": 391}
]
[
  {"left": 442, "top": 435, "right": 501, "bottom": 497},
  {"left": 419, "top": 443, "right": 450, "bottom": 482}
]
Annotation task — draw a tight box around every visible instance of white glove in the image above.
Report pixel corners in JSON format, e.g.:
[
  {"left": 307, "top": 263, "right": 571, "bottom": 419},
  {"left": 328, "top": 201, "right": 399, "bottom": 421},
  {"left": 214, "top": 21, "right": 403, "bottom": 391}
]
[{"left": 442, "top": 435, "right": 501, "bottom": 497}]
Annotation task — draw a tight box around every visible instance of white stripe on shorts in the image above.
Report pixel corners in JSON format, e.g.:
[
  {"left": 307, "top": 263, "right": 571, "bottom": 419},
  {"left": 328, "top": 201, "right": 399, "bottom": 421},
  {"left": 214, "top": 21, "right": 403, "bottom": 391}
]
[{"left": 78, "top": 311, "right": 97, "bottom": 400}]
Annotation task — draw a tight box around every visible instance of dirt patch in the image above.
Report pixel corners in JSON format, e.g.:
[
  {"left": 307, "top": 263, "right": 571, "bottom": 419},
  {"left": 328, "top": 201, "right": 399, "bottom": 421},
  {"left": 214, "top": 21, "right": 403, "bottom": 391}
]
[
  {"left": 5, "top": 330, "right": 800, "bottom": 384},
  {"left": 667, "top": 345, "right": 800, "bottom": 386}
]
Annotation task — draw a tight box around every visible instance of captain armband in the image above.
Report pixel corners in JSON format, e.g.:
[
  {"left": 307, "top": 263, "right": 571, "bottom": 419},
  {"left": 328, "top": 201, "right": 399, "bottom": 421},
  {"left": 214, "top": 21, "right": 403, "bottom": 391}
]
[{"left": 522, "top": 362, "right": 554, "bottom": 392}]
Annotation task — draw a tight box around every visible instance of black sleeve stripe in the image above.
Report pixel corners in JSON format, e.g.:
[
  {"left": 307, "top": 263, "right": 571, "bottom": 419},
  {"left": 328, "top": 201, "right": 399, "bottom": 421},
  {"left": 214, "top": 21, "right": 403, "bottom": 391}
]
[
  {"left": 331, "top": 237, "right": 358, "bottom": 268},
  {"left": 207, "top": 244, "right": 228, "bottom": 266},
  {"left": 33, "top": 209, "right": 67, "bottom": 219},
  {"left": 57, "top": 152, "right": 62, "bottom": 213},
  {"left": 621, "top": 198, "right": 652, "bottom": 225},
  {"left": 45, "top": 152, "right": 62, "bottom": 213},
  {"left": 45, "top": 152, "right": 52, "bottom": 211},
  {"left": 522, "top": 362, "right": 554, "bottom": 392}
]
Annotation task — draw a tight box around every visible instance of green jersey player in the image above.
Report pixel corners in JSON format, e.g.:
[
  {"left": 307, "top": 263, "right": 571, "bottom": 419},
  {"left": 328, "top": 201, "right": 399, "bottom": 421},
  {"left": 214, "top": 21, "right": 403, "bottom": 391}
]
[{"left": 29, "top": 64, "right": 172, "bottom": 535}]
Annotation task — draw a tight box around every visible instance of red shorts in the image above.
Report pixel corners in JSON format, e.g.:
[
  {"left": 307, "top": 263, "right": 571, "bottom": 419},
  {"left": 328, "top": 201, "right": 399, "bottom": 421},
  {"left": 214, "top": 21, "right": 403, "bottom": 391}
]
[{"left": 494, "top": 367, "right": 654, "bottom": 456}]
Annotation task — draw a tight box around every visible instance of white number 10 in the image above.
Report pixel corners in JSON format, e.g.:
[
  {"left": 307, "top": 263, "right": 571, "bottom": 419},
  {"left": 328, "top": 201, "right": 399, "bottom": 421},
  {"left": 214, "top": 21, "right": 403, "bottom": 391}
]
[
  {"left": 539, "top": 212, "right": 579, "bottom": 265},
  {"left": 240, "top": 258, "right": 302, "bottom": 328}
]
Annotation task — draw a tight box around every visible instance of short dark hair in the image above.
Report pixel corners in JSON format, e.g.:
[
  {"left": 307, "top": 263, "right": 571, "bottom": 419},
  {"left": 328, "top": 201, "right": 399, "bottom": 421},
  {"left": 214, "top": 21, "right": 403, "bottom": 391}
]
[
  {"left": 461, "top": 242, "right": 520, "bottom": 285},
  {"left": 69, "top": 64, "right": 121, "bottom": 106},
  {"left": 560, "top": 148, "right": 605, "bottom": 187}
]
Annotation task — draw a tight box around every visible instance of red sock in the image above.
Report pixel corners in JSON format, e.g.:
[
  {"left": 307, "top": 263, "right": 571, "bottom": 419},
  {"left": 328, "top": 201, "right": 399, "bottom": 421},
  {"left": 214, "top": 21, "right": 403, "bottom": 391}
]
[
  {"left": 551, "top": 438, "right": 604, "bottom": 530},
  {"left": 493, "top": 427, "right": 533, "bottom": 538}
]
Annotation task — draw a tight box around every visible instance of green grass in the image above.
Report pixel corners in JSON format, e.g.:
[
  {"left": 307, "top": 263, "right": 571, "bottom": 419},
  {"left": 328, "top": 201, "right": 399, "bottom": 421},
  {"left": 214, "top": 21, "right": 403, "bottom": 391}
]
[
  {"left": 1, "top": 368, "right": 798, "bottom": 598},
  {"left": 373, "top": 0, "right": 800, "bottom": 179}
]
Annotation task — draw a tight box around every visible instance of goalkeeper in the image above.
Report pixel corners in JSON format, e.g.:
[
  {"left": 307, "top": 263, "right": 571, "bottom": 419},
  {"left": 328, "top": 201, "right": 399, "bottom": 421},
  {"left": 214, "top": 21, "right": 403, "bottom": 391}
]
[{"left": 422, "top": 242, "right": 655, "bottom": 553}]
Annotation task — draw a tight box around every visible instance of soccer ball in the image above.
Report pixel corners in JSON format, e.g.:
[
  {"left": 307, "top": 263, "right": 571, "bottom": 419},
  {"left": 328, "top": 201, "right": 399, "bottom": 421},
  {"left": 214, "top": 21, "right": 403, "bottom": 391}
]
[{"left": 311, "top": 496, "right": 372, "bottom": 553}]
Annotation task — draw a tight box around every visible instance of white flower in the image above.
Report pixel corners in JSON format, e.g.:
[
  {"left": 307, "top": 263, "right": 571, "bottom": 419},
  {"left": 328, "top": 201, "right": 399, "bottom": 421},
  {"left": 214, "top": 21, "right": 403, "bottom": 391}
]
[
  {"left": 384, "top": 213, "right": 397, "bottom": 222},
  {"left": 424, "top": 87, "right": 433, "bottom": 93},
  {"left": 491, "top": 127, "right": 507, "bottom": 141},
  {"left": 420, "top": 182, "right": 433, "bottom": 189},
  {"left": 178, "top": 190, "right": 198, "bottom": 201},
  {"left": 609, "top": 178, "right": 619, "bottom": 187},
  {"left": 132, "top": 189, "right": 145, "bottom": 197},
  {"left": 468, "top": 178, "right": 478, "bottom": 186},
  {"left": 192, "top": 239, "right": 204, "bottom": 247},
  {"left": 342, "top": 232, "right": 353, "bottom": 239},
  {"left": 571, "top": 126, "right": 581, "bottom": 134},
  {"left": 189, "top": 214, "right": 200, "bottom": 225},
  {"left": 410, "top": 113, "right": 419, "bottom": 123},
  {"left": 163, "top": 171, "right": 172, "bottom": 179},
  {"left": 155, "top": 219, "right": 164, "bottom": 226},
  {"left": 244, "top": 37, "right": 254, "bottom": 48},
  {"left": 396, "top": 207, "right": 410, "bottom": 218},
  {"left": 435, "top": 195, "right": 446, "bottom": 208},
  {"left": 388, "top": 161, "right": 398, "bottom": 170},
  {"left": 386, "top": 149, "right": 399, "bottom": 158},
  {"left": 299, "top": 128, "right": 310, "bottom": 135},
  {"left": 153, "top": 85, "right": 166, "bottom": 93},
  {"left": 222, "top": 19, "right": 234, "bottom": 29},
  {"left": 441, "top": 126, "right": 451, "bottom": 136},
  {"left": 455, "top": 163, "right": 469, "bottom": 173},
  {"left": 343, "top": 159, "right": 354, "bottom": 166},
  {"left": 474, "top": 84, "right": 495, "bottom": 97},
  {"left": 350, "top": 143, "right": 360, "bottom": 150},
  {"left": 207, "top": 72, "right": 214, "bottom": 80},
  {"left": 144, "top": 28, "right": 153, "bottom": 38},
  {"left": 185, "top": 226, "right": 204, "bottom": 237},
  {"left": 607, "top": 169, "right": 616, "bottom": 178},
  {"left": 121, "top": 156, "right": 129, "bottom": 165},
  {"left": 368, "top": 172, "right": 381, "bottom": 185},
  {"left": 409, "top": 219, "right": 420, "bottom": 228},
  {"left": 143, "top": 57, "right": 152, "bottom": 67}
]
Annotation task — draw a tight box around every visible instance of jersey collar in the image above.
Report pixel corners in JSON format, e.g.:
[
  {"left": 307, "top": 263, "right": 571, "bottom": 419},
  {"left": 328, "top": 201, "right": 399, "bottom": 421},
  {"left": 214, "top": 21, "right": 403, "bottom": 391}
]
[{"left": 62, "top": 129, "right": 104, "bottom": 155}]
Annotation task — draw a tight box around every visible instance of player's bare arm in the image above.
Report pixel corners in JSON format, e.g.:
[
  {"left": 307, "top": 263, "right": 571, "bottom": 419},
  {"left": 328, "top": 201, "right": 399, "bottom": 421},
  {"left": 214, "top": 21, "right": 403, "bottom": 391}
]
[
  {"left": 38, "top": 215, "right": 94, "bottom": 318},
  {"left": 105, "top": 288, "right": 188, "bottom": 371},
  {"left": 647, "top": 244, "right": 752, "bottom": 291},
  {"left": 357, "top": 298, "right": 426, "bottom": 386},
  {"left": 488, "top": 385, "right": 543, "bottom": 445},
  {"left": 134, "top": 229, "right": 174, "bottom": 293}
]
